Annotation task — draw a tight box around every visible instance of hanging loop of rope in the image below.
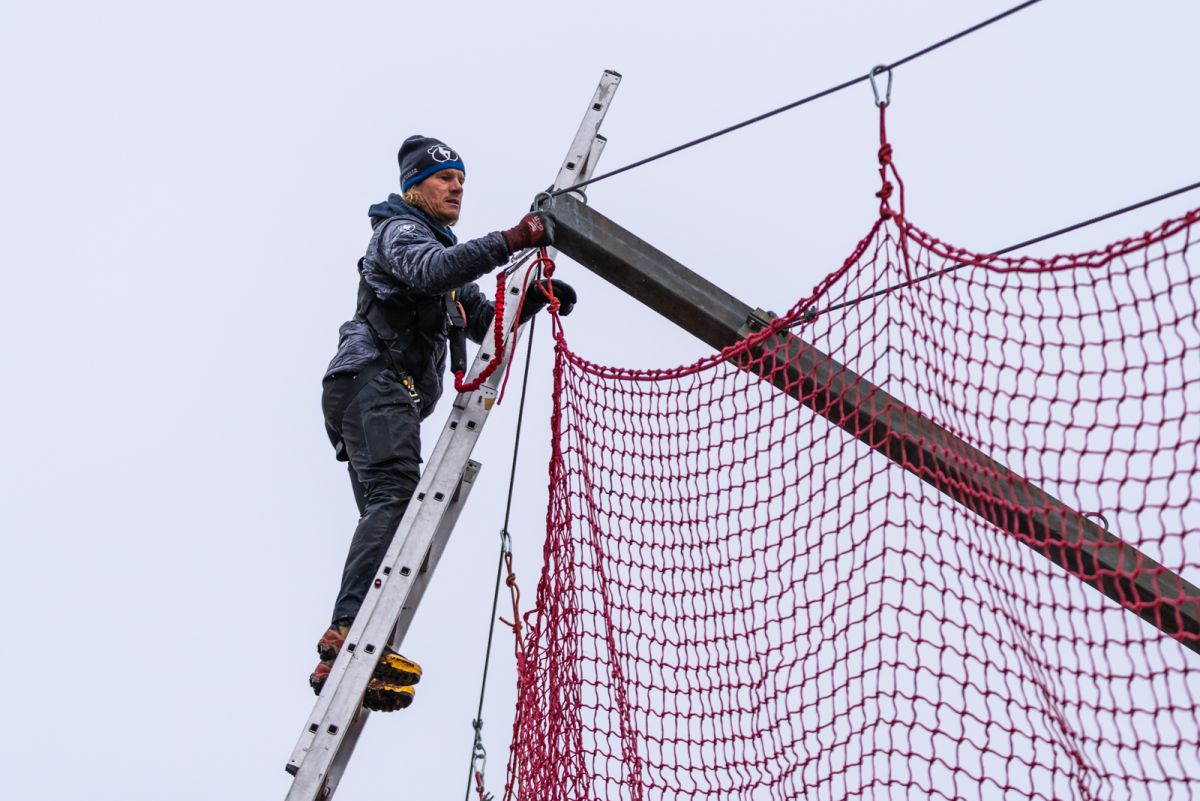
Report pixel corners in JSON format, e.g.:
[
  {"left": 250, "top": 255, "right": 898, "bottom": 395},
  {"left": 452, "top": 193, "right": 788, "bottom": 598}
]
[
  {"left": 872, "top": 89, "right": 914, "bottom": 279},
  {"left": 454, "top": 271, "right": 509, "bottom": 393},
  {"left": 498, "top": 549, "right": 525, "bottom": 658},
  {"left": 874, "top": 93, "right": 905, "bottom": 221},
  {"left": 456, "top": 248, "right": 561, "bottom": 394}
]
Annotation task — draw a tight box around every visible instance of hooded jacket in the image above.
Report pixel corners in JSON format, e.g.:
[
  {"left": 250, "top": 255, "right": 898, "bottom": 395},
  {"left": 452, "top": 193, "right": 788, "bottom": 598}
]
[{"left": 325, "top": 195, "right": 509, "bottom": 417}]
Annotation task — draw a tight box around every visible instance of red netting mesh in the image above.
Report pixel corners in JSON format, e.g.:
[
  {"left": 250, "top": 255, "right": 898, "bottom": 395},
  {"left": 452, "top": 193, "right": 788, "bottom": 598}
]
[{"left": 506, "top": 130, "right": 1200, "bottom": 800}]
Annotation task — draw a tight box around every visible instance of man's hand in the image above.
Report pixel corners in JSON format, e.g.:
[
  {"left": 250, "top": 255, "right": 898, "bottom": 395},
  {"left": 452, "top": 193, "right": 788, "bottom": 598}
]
[
  {"left": 501, "top": 213, "right": 555, "bottom": 254},
  {"left": 519, "top": 279, "right": 576, "bottom": 323}
]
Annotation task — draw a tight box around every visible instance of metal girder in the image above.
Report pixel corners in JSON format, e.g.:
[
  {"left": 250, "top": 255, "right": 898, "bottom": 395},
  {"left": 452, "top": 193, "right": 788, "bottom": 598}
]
[{"left": 538, "top": 192, "right": 1200, "bottom": 655}]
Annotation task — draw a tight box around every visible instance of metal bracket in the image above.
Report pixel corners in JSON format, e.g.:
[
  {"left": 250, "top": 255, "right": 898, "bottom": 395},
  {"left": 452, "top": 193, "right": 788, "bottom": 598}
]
[{"left": 738, "top": 307, "right": 777, "bottom": 338}]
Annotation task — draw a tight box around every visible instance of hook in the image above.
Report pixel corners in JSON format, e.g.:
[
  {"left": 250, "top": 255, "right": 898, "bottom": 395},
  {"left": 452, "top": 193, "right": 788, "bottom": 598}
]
[{"left": 869, "top": 65, "right": 893, "bottom": 108}]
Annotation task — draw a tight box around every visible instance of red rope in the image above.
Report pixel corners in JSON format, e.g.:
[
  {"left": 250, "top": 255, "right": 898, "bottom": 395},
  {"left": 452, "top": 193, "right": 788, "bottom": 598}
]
[
  {"left": 453, "top": 271, "right": 507, "bottom": 393},
  {"left": 456, "top": 249, "right": 560, "bottom": 396},
  {"left": 876, "top": 103, "right": 914, "bottom": 279}
]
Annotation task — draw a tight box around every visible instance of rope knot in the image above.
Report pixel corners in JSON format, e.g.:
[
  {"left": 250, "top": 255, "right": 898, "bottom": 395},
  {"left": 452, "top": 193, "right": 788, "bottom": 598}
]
[
  {"left": 878, "top": 143, "right": 893, "bottom": 166},
  {"left": 876, "top": 182, "right": 894, "bottom": 202},
  {"left": 535, "top": 247, "right": 556, "bottom": 277}
]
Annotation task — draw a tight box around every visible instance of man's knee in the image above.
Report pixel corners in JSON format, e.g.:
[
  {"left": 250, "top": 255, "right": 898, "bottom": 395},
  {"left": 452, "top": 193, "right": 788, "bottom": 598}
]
[{"left": 360, "top": 464, "right": 420, "bottom": 511}]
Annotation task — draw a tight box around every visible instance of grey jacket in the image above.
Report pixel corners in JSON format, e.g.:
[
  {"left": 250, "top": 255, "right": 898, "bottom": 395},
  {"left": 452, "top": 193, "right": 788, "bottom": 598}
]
[{"left": 325, "top": 196, "right": 510, "bottom": 417}]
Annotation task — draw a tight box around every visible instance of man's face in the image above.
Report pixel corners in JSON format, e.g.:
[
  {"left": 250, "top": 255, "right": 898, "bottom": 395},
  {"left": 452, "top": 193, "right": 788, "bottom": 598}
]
[{"left": 417, "top": 169, "right": 464, "bottom": 226}]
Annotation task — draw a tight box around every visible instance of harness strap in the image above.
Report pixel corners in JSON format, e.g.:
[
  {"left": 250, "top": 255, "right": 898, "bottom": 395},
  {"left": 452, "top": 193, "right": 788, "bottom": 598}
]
[{"left": 446, "top": 289, "right": 468, "bottom": 376}]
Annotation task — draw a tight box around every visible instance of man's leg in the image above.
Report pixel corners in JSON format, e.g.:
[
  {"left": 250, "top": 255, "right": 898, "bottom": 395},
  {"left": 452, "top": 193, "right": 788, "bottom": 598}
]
[
  {"left": 313, "top": 370, "right": 424, "bottom": 708},
  {"left": 330, "top": 370, "right": 422, "bottom": 625}
]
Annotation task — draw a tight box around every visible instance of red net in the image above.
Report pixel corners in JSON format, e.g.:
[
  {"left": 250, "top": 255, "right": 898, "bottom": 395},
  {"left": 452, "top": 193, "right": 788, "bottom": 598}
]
[{"left": 506, "top": 126, "right": 1200, "bottom": 800}]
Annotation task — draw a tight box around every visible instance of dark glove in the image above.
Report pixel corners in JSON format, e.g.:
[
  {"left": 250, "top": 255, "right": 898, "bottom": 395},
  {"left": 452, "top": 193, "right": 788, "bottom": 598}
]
[
  {"left": 519, "top": 279, "right": 576, "bottom": 323},
  {"left": 501, "top": 212, "right": 554, "bottom": 254}
]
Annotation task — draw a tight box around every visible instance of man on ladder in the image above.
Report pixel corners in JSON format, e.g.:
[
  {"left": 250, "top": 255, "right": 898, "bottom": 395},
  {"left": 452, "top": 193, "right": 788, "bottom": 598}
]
[{"left": 314, "top": 135, "right": 575, "bottom": 711}]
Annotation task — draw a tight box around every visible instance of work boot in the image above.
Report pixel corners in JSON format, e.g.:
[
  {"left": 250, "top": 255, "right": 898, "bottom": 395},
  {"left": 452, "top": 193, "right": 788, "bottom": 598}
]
[
  {"left": 316, "top": 620, "right": 352, "bottom": 662},
  {"left": 373, "top": 651, "right": 423, "bottom": 687},
  {"left": 364, "top": 679, "right": 416, "bottom": 712},
  {"left": 309, "top": 620, "right": 423, "bottom": 695},
  {"left": 309, "top": 660, "right": 334, "bottom": 695}
]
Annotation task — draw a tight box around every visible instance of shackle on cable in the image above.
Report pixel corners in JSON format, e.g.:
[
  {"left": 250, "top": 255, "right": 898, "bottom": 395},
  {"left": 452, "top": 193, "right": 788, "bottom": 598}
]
[{"left": 869, "top": 65, "right": 893, "bottom": 107}]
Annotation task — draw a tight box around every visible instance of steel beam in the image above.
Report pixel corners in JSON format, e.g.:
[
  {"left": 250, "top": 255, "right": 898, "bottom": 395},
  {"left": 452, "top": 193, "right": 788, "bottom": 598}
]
[{"left": 539, "top": 192, "right": 1200, "bottom": 654}]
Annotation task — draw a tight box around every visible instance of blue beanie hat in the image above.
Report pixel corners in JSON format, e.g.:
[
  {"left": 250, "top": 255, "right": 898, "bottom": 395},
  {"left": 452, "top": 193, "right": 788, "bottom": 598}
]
[{"left": 398, "top": 135, "right": 466, "bottom": 192}]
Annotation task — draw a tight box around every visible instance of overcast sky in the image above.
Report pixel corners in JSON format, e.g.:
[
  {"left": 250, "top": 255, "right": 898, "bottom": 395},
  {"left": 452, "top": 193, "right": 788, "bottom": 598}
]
[{"left": 2, "top": 2, "right": 1198, "bottom": 799}]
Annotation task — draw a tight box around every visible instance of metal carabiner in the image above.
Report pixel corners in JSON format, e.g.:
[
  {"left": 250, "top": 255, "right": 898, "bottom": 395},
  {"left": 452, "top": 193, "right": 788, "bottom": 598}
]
[
  {"left": 869, "top": 64, "right": 893, "bottom": 107},
  {"left": 1081, "top": 511, "right": 1111, "bottom": 531}
]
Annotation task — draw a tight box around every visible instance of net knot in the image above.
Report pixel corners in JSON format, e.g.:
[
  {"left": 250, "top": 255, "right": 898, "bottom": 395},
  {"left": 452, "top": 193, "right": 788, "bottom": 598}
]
[
  {"left": 534, "top": 247, "right": 556, "bottom": 278},
  {"left": 876, "top": 181, "right": 895, "bottom": 217}
]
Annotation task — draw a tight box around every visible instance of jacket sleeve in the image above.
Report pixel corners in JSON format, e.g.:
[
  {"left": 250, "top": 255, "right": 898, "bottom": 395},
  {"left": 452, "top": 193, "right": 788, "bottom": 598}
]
[
  {"left": 457, "top": 282, "right": 496, "bottom": 344},
  {"left": 374, "top": 221, "right": 510, "bottom": 297}
]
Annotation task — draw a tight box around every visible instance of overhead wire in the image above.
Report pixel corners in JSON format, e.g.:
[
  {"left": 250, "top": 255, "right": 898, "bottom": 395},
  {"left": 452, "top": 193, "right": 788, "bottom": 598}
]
[
  {"left": 809, "top": 177, "right": 1200, "bottom": 321},
  {"left": 463, "top": 313, "right": 540, "bottom": 801},
  {"left": 549, "top": 0, "right": 1046, "bottom": 198}
]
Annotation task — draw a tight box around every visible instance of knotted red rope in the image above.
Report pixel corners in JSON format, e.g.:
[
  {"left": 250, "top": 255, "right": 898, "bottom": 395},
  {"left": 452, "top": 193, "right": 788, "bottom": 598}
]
[
  {"left": 454, "top": 248, "right": 559, "bottom": 394},
  {"left": 876, "top": 103, "right": 906, "bottom": 222},
  {"left": 875, "top": 103, "right": 913, "bottom": 278}
]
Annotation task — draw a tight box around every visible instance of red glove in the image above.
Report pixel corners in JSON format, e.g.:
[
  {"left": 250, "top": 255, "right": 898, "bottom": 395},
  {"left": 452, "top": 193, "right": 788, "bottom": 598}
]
[{"left": 501, "top": 212, "right": 554, "bottom": 254}]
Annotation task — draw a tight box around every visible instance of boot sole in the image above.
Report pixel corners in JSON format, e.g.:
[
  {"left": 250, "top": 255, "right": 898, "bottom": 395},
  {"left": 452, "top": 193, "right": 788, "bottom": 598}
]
[
  {"left": 364, "top": 680, "right": 415, "bottom": 712},
  {"left": 374, "top": 652, "right": 422, "bottom": 686}
]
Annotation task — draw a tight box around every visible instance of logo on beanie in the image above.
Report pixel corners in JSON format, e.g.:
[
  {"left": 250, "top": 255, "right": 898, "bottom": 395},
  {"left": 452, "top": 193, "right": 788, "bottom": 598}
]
[{"left": 428, "top": 145, "right": 457, "bottom": 163}]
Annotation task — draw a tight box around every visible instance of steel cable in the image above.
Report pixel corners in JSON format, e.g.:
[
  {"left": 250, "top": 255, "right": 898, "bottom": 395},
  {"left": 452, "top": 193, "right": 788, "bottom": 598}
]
[{"left": 549, "top": 0, "right": 1046, "bottom": 198}]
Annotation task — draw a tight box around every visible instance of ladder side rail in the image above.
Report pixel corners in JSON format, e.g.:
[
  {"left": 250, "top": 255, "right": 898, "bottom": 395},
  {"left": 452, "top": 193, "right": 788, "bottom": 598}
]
[
  {"left": 292, "top": 460, "right": 483, "bottom": 796},
  {"left": 393, "top": 460, "right": 483, "bottom": 644}
]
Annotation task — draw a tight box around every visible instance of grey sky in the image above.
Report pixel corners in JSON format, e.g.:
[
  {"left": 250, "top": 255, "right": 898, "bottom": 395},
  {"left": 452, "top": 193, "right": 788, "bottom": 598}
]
[{"left": 2, "top": 2, "right": 1198, "bottom": 799}]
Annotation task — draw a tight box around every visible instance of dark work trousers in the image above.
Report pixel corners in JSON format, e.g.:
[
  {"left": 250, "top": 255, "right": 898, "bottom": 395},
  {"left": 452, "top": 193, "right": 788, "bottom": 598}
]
[{"left": 321, "top": 368, "right": 422, "bottom": 625}]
